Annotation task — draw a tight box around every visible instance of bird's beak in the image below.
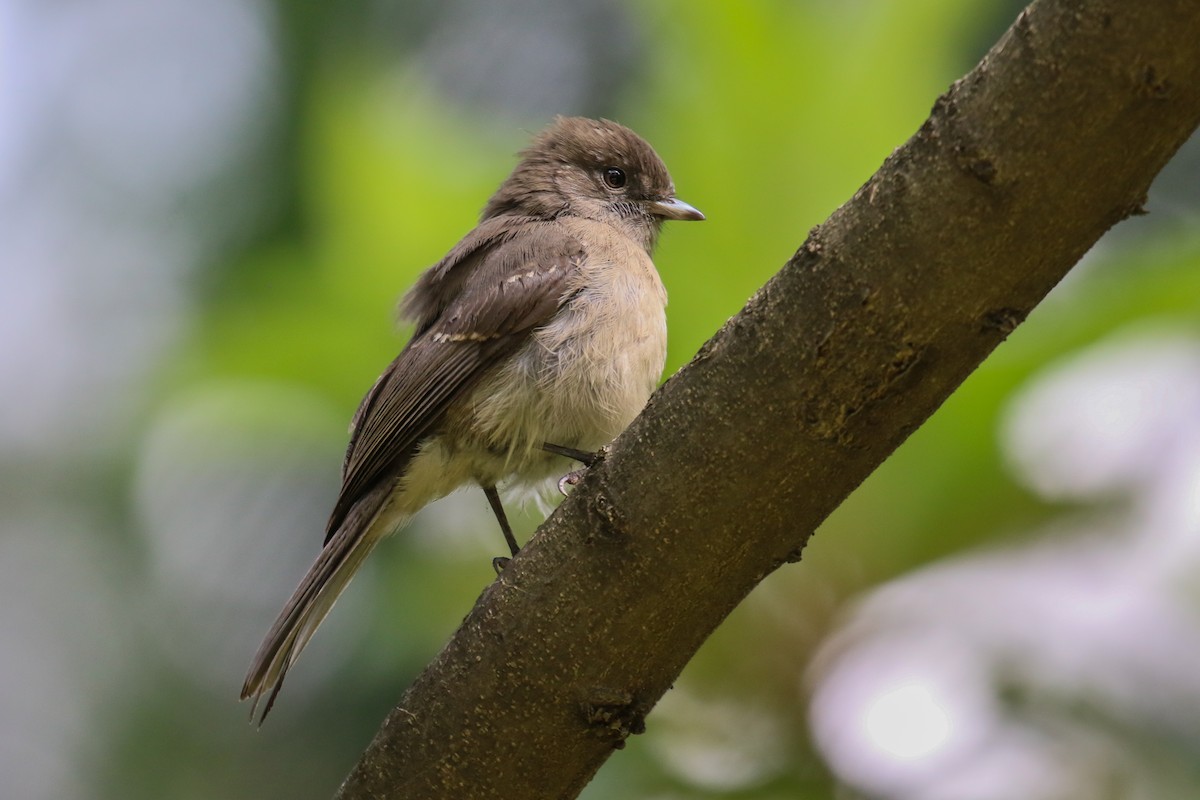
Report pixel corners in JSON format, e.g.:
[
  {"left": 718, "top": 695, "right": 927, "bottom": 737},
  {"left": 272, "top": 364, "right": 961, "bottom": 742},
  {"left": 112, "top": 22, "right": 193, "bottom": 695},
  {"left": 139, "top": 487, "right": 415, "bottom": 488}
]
[{"left": 648, "top": 197, "right": 705, "bottom": 221}]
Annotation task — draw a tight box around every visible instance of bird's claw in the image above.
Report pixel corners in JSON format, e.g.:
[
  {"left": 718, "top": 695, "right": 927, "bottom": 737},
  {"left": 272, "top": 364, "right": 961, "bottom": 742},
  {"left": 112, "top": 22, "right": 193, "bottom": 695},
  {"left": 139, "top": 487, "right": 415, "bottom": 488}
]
[
  {"left": 557, "top": 468, "right": 589, "bottom": 496},
  {"left": 492, "top": 556, "right": 510, "bottom": 575}
]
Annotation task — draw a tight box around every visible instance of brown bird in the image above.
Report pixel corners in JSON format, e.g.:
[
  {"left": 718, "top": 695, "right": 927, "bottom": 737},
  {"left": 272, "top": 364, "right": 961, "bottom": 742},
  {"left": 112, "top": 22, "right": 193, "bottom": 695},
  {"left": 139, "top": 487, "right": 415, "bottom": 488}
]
[{"left": 241, "top": 116, "right": 703, "bottom": 719}]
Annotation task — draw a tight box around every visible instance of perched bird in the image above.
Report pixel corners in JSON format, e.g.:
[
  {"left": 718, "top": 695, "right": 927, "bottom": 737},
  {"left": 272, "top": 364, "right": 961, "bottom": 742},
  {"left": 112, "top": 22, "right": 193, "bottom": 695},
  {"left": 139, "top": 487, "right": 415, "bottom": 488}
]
[{"left": 241, "top": 116, "right": 703, "bottom": 719}]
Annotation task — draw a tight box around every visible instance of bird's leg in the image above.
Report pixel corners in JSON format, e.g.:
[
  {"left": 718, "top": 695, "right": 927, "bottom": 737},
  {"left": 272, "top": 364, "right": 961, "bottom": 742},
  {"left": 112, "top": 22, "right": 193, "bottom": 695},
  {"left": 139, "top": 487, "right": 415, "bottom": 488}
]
[
  {"left": 543, "top": 442, "right": 608, "bottom": 495},
  {"left": 483, "top": 485, "right": 519, "bottom": 574},
  {"left": 542, "top": 442, "right": 601, "bottom": 466}
]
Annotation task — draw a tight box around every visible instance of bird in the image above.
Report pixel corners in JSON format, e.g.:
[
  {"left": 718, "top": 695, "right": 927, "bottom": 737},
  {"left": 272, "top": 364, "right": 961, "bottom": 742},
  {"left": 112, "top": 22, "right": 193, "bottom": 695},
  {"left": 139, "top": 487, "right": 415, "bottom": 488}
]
[{"left": 241, "top": 116, "right": 703, "bottom": 720}]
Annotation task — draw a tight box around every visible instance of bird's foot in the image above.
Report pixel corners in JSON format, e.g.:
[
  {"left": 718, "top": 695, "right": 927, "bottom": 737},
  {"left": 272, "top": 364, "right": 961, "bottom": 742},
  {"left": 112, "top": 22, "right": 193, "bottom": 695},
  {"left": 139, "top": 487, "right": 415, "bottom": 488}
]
[
  {"left": 557, "top": 468, "right": 589, "bottom": 496},
  {"left": 492, "top": 556, "right": 511, "bottom": 575},
  {"left": 544, "top": 442, "right": 611, "bottom": 496}
]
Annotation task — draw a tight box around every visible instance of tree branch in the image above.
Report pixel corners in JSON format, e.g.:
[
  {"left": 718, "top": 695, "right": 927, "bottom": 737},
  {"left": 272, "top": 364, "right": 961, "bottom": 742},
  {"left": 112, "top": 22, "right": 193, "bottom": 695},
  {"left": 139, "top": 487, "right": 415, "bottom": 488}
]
[{"left": 335, "top": 0, "right": 1200, "bottom": 797}]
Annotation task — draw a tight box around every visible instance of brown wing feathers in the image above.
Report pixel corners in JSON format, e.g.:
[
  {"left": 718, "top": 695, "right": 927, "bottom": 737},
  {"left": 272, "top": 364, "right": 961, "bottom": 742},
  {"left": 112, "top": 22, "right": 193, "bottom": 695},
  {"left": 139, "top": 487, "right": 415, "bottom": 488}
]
[{"left": 324, "top": 221, "right": 584, "bottom": 542}]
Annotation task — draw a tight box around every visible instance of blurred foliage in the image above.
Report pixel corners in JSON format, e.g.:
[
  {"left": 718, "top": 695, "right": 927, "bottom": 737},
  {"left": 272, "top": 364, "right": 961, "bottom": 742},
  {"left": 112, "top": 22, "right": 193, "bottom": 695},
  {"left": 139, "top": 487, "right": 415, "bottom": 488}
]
[{"left": 7, "top": 0, "right": 1200, "bottom": 799}]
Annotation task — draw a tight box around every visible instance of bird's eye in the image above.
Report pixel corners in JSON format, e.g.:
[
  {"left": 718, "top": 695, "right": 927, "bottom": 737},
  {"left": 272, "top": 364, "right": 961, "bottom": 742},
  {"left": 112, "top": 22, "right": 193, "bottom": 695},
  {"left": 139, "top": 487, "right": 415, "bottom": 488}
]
[{"left": 602, "top": 167, "right": 627, "bottom": 190}]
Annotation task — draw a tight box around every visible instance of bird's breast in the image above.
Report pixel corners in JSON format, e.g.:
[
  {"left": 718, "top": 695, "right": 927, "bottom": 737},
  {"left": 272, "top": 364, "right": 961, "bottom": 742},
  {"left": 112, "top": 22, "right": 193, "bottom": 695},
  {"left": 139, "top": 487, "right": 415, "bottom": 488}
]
[
  {"left": 535, "top": 250, "right": 668, "bottom": 433},
  {"left": 460, "top": 228, "right": 668, "bottom": 482}
]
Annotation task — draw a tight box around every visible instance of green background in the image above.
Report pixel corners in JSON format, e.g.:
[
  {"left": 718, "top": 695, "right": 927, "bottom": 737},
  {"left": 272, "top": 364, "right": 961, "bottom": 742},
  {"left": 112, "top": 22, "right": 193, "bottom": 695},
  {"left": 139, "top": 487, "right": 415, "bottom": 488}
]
[{"left": 6, "top": 1, "right": 1200, "bottom": 798}]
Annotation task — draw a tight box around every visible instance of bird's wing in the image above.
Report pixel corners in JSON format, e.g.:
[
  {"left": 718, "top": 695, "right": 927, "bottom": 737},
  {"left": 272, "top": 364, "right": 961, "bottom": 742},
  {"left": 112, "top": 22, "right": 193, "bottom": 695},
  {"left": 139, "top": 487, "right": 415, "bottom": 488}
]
[{"left": 326, "top": 218, "right": 585, "bottom": 542}]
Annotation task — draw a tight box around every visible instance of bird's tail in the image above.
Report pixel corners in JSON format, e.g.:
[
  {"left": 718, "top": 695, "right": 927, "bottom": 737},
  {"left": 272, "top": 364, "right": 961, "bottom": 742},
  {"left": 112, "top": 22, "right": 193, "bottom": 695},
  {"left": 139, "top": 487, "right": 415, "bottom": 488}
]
[{"left": 241, "top": 490, "right": 396, "bottom": 723}]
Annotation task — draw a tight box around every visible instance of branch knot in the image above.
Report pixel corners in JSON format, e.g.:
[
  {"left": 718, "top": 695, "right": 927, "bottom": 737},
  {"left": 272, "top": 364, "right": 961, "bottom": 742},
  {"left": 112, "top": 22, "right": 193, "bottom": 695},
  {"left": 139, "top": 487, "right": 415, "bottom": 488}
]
[{"left": 581, "top": 689, "right": 646, "bottom": 749}]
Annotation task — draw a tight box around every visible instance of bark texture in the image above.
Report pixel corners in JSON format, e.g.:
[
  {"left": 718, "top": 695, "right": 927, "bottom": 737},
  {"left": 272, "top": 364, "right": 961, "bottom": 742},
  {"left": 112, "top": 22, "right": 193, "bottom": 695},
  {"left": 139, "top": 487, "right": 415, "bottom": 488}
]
[{"left": 337, "top": 0, "right": 1200, "bottom": 797}]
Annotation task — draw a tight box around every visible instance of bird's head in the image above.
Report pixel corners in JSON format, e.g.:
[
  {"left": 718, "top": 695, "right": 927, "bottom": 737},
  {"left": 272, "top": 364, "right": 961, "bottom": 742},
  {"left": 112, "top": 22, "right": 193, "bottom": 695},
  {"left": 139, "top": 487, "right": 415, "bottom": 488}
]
[{"left": 482, "top": 116, "right": 703, "bottom": 252}]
